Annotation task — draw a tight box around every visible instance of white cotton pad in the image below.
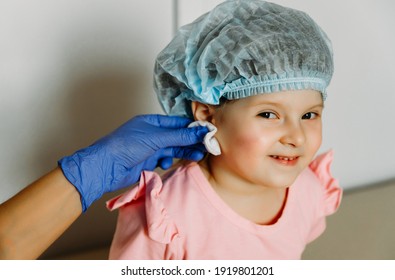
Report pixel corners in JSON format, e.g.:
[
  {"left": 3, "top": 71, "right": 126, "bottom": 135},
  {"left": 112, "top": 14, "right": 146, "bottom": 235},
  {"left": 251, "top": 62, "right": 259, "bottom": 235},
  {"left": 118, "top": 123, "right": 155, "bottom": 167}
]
[{"left": 188, "top": 121, "right": 221, "bottom": 156}]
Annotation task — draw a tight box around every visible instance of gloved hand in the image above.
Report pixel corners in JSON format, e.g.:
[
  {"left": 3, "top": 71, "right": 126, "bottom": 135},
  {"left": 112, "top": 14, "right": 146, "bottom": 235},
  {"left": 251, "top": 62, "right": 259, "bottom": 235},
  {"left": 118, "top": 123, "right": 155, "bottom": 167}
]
[{"left": 58, "top": 114, "right": 208, "bottom": 212}]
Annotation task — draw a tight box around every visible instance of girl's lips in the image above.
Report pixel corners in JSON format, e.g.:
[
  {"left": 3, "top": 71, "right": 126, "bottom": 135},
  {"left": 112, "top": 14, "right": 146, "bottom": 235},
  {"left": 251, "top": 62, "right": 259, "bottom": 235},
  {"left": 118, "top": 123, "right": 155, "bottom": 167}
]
[{"left": 269, "top": 155, "right": 300, "bottom": 166}]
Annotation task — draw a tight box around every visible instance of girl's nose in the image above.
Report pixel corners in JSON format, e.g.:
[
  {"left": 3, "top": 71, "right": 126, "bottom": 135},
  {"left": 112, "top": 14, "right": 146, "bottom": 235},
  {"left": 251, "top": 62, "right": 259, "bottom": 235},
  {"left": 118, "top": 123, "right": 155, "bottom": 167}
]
[{"left": 279, "top": 120, "right": 306, "bottom": 147}]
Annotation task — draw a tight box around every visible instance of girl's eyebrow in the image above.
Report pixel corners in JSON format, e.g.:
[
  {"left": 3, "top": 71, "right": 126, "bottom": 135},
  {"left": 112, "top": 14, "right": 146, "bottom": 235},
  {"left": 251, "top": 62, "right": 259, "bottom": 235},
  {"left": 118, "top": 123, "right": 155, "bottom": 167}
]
[
  {"left": 308, "top": 103, "right": 325, "bottom": 110},
  {"left": 249, "top": 101, "right": 283, "bottom": 107},
  {"left": 251, "top": 101, "right": 324, "bottom": 108},
  {"left": 250, "top": 101, "right": 324, "bottom": 109}
]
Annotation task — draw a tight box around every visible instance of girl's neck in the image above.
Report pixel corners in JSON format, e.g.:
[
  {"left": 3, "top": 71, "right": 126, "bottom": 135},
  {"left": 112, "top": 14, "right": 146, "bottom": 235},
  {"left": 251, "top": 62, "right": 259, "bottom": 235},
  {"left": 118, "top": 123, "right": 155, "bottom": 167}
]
[{"left": 198, "top": 156, "right": 288, "bottom": 225}]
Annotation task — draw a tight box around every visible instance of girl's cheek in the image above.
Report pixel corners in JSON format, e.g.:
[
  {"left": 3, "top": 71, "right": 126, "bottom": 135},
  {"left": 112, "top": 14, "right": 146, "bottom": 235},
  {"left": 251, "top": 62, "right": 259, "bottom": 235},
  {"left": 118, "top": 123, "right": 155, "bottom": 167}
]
[
  {"left": 306, "top": 124, "right": 323, "bottom": 149},
  {"left": 233, "top": 130, "right": 267, "bottom": 149},
  {"left": 310, "top": 132, "right": 323, "bottom": 153}
]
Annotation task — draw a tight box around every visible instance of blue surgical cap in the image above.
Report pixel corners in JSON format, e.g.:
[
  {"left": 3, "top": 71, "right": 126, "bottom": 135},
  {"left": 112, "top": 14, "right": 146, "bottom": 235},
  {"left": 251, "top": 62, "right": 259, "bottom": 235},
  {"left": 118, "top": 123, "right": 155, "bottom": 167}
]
[{"left": 154, "top": 0, "right": 334, "bottom": 118}]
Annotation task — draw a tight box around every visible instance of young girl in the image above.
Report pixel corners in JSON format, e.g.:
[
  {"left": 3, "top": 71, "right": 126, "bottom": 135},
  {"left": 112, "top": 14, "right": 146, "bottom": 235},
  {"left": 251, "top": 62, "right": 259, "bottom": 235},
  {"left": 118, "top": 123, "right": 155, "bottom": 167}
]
[{"left": 107, "top": 0, "right": 342, "bottom": 259}]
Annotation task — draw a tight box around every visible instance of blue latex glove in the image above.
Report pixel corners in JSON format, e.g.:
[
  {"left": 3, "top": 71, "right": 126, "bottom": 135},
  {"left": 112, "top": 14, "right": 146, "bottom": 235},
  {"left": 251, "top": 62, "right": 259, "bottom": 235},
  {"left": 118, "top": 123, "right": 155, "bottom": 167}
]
[{"left": 58, "top": 114, "right": 208, "bottom": 212}]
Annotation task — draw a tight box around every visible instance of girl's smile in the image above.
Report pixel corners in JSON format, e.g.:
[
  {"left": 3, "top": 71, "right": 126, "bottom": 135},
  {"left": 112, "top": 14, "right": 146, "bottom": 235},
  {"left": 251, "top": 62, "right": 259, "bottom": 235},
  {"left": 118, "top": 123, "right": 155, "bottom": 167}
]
[{"left": 269, "top": 155, "right": 300, "bottom": 166}]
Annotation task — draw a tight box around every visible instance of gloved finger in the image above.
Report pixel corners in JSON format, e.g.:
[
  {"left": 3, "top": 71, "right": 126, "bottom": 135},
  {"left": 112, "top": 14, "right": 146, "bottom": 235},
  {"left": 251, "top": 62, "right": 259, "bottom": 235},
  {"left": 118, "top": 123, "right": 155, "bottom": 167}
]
[
  {"left": 157, "top": 126, "right": 209, "bottom": 149},
  {"left": 158, "top": 157, "right": 174, "bottom": 170},
  {"left": 160, "top": 145, "right": 207, "bottom": 162},
  {"left": 115, "top": 145, "right": 206, "bottom": 190},
  {"left": 140, "top": 114, "right": 194, "bottom": 129},
  {"left": 119, "top": 156, "right": 170, "bottom": 189}
]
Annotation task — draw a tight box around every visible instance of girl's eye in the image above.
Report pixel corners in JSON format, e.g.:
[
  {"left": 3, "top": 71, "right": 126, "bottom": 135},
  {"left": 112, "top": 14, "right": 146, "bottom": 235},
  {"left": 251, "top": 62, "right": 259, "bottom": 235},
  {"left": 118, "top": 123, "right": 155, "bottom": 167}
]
[
  {"left": 302, "top": 112, "right": 318, "bottom": 120},
  {"left": 258, "top": 112, "right": 277, "bottom": 119}
]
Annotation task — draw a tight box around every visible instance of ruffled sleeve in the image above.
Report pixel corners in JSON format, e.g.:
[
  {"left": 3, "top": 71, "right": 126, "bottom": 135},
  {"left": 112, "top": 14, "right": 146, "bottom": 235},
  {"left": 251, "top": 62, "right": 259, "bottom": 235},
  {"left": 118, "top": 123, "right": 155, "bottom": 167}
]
[
  {"left": 143, "top": 171, "right": 179, "bottom": 244},
  {"left": 309, "top": 150, "right": 342, "bottom": 216},
  {"left": 106, "top": 180, "right": 145, "bottom": 211},
  {"left": 307, "top": 150, "right": 342, "bottom": 242},
  {"left": 107, "top": 171, "right": 179, "bottom": 250}
]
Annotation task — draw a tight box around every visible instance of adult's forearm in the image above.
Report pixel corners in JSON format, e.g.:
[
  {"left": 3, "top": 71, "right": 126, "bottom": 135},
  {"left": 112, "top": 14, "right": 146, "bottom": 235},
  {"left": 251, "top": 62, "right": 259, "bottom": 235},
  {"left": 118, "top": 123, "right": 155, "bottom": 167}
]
[{"left": 0, "top": 167, "right": 82, "bottom": 259}]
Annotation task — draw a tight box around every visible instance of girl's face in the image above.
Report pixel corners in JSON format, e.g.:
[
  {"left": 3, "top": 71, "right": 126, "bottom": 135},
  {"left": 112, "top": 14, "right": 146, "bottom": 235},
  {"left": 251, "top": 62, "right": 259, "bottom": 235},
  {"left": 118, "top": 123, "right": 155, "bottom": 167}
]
[{"left": 209, "top": 89, "right": 323, "bottom": 190}]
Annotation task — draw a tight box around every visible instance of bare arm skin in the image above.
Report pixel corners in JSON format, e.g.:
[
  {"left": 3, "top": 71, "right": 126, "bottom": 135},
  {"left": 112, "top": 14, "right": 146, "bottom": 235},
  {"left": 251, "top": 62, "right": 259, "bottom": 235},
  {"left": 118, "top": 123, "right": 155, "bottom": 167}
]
[{"left": 0, "top": 167, "right": 82, "bottom": 259}]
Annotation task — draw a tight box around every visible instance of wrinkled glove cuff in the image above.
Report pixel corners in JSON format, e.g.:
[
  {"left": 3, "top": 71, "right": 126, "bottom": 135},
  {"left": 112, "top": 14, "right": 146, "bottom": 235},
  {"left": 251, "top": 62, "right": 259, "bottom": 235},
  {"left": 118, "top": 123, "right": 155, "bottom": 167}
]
[{"left": 58, "top": 147, "right": 104, "bottom": 212}]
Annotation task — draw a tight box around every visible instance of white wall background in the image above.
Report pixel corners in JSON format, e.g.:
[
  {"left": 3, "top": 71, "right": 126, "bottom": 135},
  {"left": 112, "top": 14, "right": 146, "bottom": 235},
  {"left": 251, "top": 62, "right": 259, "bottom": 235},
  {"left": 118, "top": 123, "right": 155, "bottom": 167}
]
[
  {"left": 178, "top": 0, "right": 395, "bottom": 190},
  {"left": 0, "top": 0, "right": 394, "bottom": 257}
]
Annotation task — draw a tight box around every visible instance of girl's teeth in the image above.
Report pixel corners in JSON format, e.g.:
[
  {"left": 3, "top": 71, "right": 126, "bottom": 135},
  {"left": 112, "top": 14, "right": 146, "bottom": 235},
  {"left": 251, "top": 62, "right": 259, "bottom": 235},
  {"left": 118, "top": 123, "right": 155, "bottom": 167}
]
[{"left": 272, "top": 156, "right": 295, "bottom": 161}]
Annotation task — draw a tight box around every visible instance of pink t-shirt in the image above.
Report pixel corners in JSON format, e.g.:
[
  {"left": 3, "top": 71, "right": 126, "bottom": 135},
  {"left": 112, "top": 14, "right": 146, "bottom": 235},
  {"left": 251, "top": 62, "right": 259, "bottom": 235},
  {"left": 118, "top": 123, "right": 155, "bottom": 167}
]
[{"left": 107, "top": 151, "right": 342, "bottom": 260}]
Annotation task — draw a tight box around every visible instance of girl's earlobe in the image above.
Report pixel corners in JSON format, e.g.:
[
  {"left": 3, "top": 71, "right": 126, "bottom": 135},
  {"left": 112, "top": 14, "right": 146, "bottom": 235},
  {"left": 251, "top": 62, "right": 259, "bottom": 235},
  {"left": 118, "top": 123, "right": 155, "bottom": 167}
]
[{"left": 191, "top": 101, "right": 215, "bottom": 122}]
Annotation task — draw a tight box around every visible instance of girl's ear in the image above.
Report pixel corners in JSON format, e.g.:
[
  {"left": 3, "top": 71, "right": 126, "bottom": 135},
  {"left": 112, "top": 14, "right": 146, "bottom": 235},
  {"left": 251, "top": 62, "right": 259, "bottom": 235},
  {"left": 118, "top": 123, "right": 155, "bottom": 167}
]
[{"left": 191, "top": 101, "right": 216, "bottom": 122}]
